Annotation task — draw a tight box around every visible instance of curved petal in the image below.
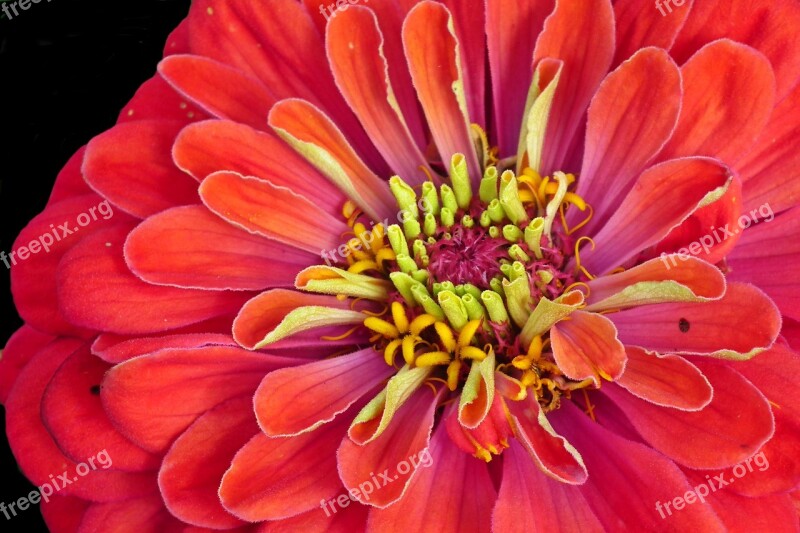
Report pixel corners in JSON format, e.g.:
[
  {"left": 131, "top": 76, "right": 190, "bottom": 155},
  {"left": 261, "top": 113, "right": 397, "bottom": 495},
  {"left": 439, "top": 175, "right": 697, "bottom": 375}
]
[
  {"left": 0, "top": 326, "right": 54, "bottom": 403},
  {"left": 550, "top": 310, "right": 626, "bottom": 386},
  {"left": 727, "top": 205, "right": 800, "bottom": 321},
  {"left": 533, "top": 0, "right": 615, "bottom": 174},
  {"left": 58, "top": 225, "right": 251, "bottom": 335},
  {"left": 616, "top": 347, "right": 713, "bottom": 411},
  {"left": 219, "top": 412, "right": 352, "bottom": 521},
  {"left": 159, "top": 397, "right": 255, "bottom": 529},
  {"left": 158, "top": 54, "right": 277, "bottom": 129},
  {"left": 255, "top": 348, "right": 392, "bottom": 437},
  {"left": 506, "top": 396, "right": 588, "bottom": 484},
  {"left": 402, "top": 1, "right": 480, "bottom": 178},
  {"left": 576, "top": 47, "right": 682, "bottom": 233},
  {"left": 92, "top": 331, "right": 235, "bottom": 364},
  {"left": 612, "top": 0, "right": 692, "bottom": 67},
  {"left": 603, "top": 362, "right": 774, "bottom": 470},
  {"left": 172, "top": 119, "right": 343, "bottom": 213},
  {"left": 101, "top": 345, "right": 302, "bottom": 453},
  {"left": 671, "top": 0, "right": 800, "bottom": 100},
  {"left": 487, "top": 0, "right": 555, "bottom": 156},
  {"left": 492, "top": 440, "right": 602, "bottom": 533},
  {"left": 657, "top": 39, "right": 776, "bottom": 164},
  {"left": 260, "top": 503, "right": 368, "bottom": 533},
  {"left": 581, "top": 157, "right": 732, "bottom": 275},
  {"left": 117, "top": 74, "right": 209, "bottom": 125},
  {"left": 268, "top": 99, "right": 396, "bottom": 221},
  {"left": 82, "top": 120, "right": 199, "bottom": 219},
  {"left": 610, "top": 282, "right": 781, "bottom": 360},
  {"left": 366, "top": 426, "right": 496, "bottom": 533},
  {"left": 125, "top": 205, "right": 315, "bottom": 291},
  {"left": 585, "top": 255, "right": 726, "bottom": 312},
  {"left": 199, "top": 171, "right": 349, "bottom": 254},
  {"left": 326, "top": 7, "right": 433, "bottom": 185},
  {"left": 337, "top": 387, "right": 440, "bottom": 508}
]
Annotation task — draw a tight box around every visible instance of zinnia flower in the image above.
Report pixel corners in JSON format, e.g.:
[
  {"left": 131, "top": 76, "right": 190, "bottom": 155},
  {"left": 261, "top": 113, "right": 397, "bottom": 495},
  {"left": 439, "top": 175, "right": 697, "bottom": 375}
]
[{"left": 4, "top": 0, "right": 800, "bottom": 530}]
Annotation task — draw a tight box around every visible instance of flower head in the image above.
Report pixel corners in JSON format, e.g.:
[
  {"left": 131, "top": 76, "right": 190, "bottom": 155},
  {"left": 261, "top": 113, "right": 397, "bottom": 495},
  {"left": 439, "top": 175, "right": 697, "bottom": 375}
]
[{"left": 4, "top": 0, "right": 800, "bottom": 530}]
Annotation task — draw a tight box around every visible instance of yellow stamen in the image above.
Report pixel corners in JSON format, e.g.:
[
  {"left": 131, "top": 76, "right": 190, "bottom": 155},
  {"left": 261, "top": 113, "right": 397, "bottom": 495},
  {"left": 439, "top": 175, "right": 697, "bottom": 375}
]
[
  {"left": 402, "top": 335, "right": 418, "bottom": 365},
  {"left": 364, "top": 317, "right": 400, "bottom": 338},
  {"left": 447, "top": 360, "right": 462, "bottom": 391},
  {"left": 384, "top": 339, "right": 403, "bottom": 366},
  {"left": 410, "top": 314, "right": 437, "bottom": 336},
  {"left": 415, "top": 351, "right": 452, "bottom": 367},
  {"left": 434, "top": 322, "right": 457, "bottom": 352},
  {"left": 391, "top": 302, "right": 409, "bottom": 334}
]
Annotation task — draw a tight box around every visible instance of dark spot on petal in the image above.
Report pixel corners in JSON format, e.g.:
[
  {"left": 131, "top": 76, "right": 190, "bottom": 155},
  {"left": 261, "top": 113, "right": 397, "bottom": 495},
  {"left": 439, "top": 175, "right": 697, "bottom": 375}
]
[
  {"left": 679, "top": 318, "right": 690, "bottom": 333},
  {"left": 90, "top": 385, "right": 101, "bottom": 395}
]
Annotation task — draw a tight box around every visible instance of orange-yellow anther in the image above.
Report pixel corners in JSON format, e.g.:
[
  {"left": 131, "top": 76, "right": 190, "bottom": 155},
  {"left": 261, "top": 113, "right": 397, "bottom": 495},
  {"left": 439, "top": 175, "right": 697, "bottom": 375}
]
[
  {"left": 447, "top": 360, "right": 462, "bottom": 391},
  {"left": 384, "top": 339, "right": 402, "bottom": 366},
  {"left": 402, "top": 335, "right": 418, "bottom": 365},
  {"left": 391, "top": 302, "right": 409, "bottom": 334},
  {"left": 416, "top": 351, "right": 452, "bottom": 367},
  {"left": 410, "top": 314, "right": 437, "bottom": 336},
  {"left": 364, "top": 317, "right": 400, "bottom": 338},
  {"left": 435, "top": 322, "right": 457, "bottom": 353},
  {"left": 457, "top": 319, "right": 482, "bottom": 349}
]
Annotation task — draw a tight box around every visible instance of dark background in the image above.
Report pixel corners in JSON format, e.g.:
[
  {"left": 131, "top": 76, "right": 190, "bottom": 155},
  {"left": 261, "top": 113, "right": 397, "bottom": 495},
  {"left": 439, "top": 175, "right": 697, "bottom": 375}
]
[{"left": 0, "top": 0, "right": 190, "bottom": 529}]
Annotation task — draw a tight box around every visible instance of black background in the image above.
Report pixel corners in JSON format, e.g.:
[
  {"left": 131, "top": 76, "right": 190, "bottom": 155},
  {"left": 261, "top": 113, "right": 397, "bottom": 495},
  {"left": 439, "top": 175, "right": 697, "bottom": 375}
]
[{"left": 0, "top": 0, "right": 190, "bottom": 529}]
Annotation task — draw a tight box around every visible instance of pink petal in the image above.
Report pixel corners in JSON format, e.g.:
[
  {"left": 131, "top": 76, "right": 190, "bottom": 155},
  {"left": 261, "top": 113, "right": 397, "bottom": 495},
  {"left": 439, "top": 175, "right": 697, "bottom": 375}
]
[
  {"left": 366, "top": 426, "right": 496, "bottom": 532},
  {"left": 610, "top": 282, "right": 781, "bottom": 359},
  {"left": 616, "top": 347, "right": 712, "bottom": 411},
  {"left": 125, "top": 205, "right": 315, "bottom": 291},
  {"left": 533, "top": 0, "right": 615, "bottom": 174},
  {"left": 603, "top": 362, "right": 774, "bottom": 469},
  {"left": 727, "top": 205, "right": 800, "bottom": 321},
  {"left": 487, "top": 0, "right": 555, "bottom": 156},
  {"left": 581, "top": 157, "right": 732, "bottom": 275},
  {"left": 402, "top": 1, "right": 480, "bottom": 177},
  {"left": 256, "top": 348, "right": 392, "bottom": 437},
  {"left": 657, "top": 40, "right": 775, "bottom": 164},
  {"left": 326, "top": 7, "right": 433, "bottom": 185},
  {"left": 492, "top": 440, "right": 602, "bottom": 533},
  {"left": 575, "top": 47, "right": 682, "bottom": 234}
]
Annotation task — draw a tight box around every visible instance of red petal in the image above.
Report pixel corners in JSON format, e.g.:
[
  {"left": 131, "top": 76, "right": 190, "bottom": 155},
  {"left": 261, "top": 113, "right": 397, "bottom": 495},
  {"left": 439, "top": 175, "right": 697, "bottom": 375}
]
[
  {"left": 92, "top": 331, "right": 234, "bottom": 364},
  {"left": 402, "top": 1, "right": 480, "bottom": 177},
  {"left": 41, "top": 495, "right": 89, "bottom": 533},
  {"left": 42, "top": 345, "right": 160, "bottom": 471},
  {"left": 739, "top": 83, "right": 800, "bottom": 214},
  {"left": 173, "top": 119, "right": 343, "bottom": 213},
  {"left": 576, "top": 47, "right": 682, "bottom": 234},
  {"left": 158, "top": 55, "right": 276, "bottom": 129},
  {"left": 604, "top": 362, "right": 774, "bottom": 469},
  {"left": 268, "top": 99, "right": 396, "bottom": 221},
  {"left": 0, "top": 326, "right": 54, "bottom": 404},
  {"left": 338, "top": 387, "right": 439, "bottom": 508},
  {"left": 616, "top": 347, "right": 712, "bottom": 411},
  {"left": 259, "top": 503, "right": 368, "bottom": 532},
  {"left": 533, "top": 0, "right": 615, "bottom": 174},
  {"left": 550, "top": 311, "right": 626, "bottom": 385},
  {"left": 186, "top": 0, "right": 387, "bottom": 172},
  {"left": 47, "top": 146, "right": 94, "bottom": 206},
  {"left": 6, "top": 339, "right": 156, "bottom": 502},
  {"left": 256, "top": 348, "right": 392, "bottom": 437},
  {"left": 199, "top": 171, "right": 348, "bottom": 255},
  {"left": 220, "top": 413, "right": 352, "bottom": 521},
  {"left": 610, "top": 282, "right": 781, "bottom": 359},
  {"left": 11, "top": 195, "right": 134, "bottom": 336},
  {"left": 159, "top": 397, "right": 255, "bottom": 529},
  {"left": 326, "top": 7, "right": 433, "bottom": 185},
  {"left": 493, "top": 440, "right": 601, "bottom": 533},
  {"left": 657, "top": 40, "right": 775, "bottom": 164},
  {"left": 58, "top": 225, "right": 251, "bottom": 335},
  {"left": 671, "top": 0, "right": 800, "bottom": 100},
  {"left": 117, "top": 74, "right": 209, "bottom": 125},
  {"left": 125, "top": 205, "right": 315, "bottom": 291},
  {"left": 551, "top": 402, "right": 725, "bottom": 530},
  {"left": 77, "top": 494, "right": 183, "bottom": 532},
  {"left": 612, "top": 0, "right": 692, "bottom": 67},
  {"left": 728, "top": 205, "right": 800, "bottom": 321},
  {"left": 506, "top": 396, "right": 588, "bottom": 484},
  {"left": 102, "top": 345, "right": 302, "bottom": 453},
  {"left": 82, "top": 120, "right": 199, "bottom": 218},
  {"left": 366, "top": 426, "right": 496, "bottom": 532},
  {"left": 486, "top": 0, "right": 555, "bottom": 156},
  {"left": 581, "top": 157, "right": 732, "bottom": 275}
]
